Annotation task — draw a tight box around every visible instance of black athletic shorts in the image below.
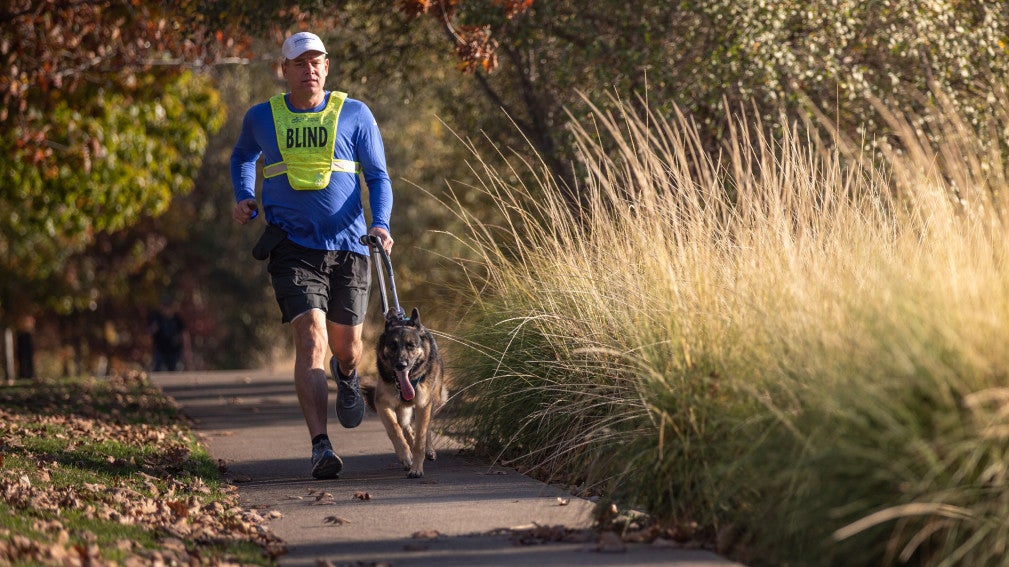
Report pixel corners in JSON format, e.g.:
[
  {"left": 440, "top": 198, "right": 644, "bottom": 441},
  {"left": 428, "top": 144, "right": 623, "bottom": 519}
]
[{"left": 266, "top": 239, "right": 371, "bottom": 325}]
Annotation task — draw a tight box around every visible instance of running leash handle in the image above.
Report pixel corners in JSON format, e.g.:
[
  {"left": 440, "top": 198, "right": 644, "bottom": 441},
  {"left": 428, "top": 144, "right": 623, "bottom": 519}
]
[{"left": 359, "top": 234, "right": 404, "bottom": 320}]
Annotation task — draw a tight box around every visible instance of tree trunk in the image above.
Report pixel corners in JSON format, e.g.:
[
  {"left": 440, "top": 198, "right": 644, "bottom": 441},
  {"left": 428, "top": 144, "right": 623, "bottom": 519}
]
[{"left": 4, "top": 327, "right": 13, "bottom": 385}]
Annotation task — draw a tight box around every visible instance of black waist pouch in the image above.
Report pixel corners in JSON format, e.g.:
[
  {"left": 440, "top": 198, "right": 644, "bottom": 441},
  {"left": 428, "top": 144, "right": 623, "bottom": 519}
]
[{"left": 252, "top": 224, "right": 287, "bottom": 260}]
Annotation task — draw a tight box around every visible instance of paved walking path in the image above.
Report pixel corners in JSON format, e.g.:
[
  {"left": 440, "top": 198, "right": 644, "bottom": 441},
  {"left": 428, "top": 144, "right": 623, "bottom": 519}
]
[{"left": 152, "top": 369, "right": 743, "bottom": 567}]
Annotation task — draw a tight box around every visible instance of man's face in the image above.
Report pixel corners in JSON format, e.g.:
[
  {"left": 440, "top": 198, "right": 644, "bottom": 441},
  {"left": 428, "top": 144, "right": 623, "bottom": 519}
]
[{"left": 283, "top": 51, "right": 329, "bottom": 96}]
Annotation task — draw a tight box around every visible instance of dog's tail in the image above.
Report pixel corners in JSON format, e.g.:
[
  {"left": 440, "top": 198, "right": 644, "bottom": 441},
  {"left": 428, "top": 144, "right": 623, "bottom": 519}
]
[{"left": 361, "top": 384, "right": 377, "bottom": 412}]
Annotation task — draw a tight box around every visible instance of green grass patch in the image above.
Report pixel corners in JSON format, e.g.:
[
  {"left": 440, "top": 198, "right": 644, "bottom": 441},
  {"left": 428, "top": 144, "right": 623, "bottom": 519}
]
[{"left": 0, "top": 373, "right": 283, "bottom": 565}]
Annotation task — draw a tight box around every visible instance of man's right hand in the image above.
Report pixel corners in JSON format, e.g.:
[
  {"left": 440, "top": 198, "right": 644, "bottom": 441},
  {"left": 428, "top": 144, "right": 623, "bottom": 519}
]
[
  {"left": 233, "top": 199, "right": 258, "bottom": 224},
  {"left": 367, "top": 226, "right": 394, "bottom": 255}
]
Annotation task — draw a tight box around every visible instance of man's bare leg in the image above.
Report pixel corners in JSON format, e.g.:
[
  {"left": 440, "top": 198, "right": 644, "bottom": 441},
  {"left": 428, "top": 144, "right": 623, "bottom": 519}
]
[
  {"left": 328, "top": 320, "right": 363, "bottom": 376},
  {"left": 292, "top": 309, "right": 343, "bottom": 478},
  {"left": 328, "top": 320, "right": 365, "bottom": 428},
  {"left": 291, "top": 309, "right": 330, "bottom": 437}
]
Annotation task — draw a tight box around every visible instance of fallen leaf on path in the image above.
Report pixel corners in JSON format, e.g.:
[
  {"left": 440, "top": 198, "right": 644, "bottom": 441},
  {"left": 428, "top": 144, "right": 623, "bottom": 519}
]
[
  {"left": 2, "top": 435, "right": 23, "bottom": 448},
  {"left": 168, "top": 500, "right": 192, "bottom": 519},
  {"left": 623, "top": 528, "right": 658, "bottom": 543},
  {"left": 557, "top": 497, "right": 570, "bottom": 506},
  {"left": 311, "top": 491, "right": 336, "bottom": 505},
  {"left": 412, "top": 530, "right": 441, "bottom": 539},
  {"left": 159, "top": 537, "right": 187, "bottom": 553},
  {"left": 353, "top": 491, "right": 371, "bottom": 501},
  {"left": 323, "top": 516, "right": 350, "bottom": 526},
  {"left": 492, "top": 524, "right": 594, "bottom": 546}
]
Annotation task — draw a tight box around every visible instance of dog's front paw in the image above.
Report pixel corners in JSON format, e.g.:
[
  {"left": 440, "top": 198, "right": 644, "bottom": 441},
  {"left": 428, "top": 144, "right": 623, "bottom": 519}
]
[
  {"left": 407, "top": 469, "right": 424, "bottom": 479},
  {"left": 400, "top": 458, "right": 412, "bottom": 471},
  {"left": 425, "top": 448, "right": 437, "bottom": 461}
]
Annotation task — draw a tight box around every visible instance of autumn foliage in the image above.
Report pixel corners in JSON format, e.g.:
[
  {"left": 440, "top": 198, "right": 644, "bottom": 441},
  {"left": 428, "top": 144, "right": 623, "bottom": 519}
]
[
  {"left": 1, "top": 0, "right": 249, "bottom": 164},
  {"left": 397, "top": 0, "right": 533, "bottom": 73},
  {"left": 0, "top": 1, "right": 250, "bottom": 320}
]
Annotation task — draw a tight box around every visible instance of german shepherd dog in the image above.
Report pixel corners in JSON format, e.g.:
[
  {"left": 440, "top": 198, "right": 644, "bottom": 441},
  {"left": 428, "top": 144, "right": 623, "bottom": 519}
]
[{"left": 365, "top": 308, "right": 446, "bottom": 478}]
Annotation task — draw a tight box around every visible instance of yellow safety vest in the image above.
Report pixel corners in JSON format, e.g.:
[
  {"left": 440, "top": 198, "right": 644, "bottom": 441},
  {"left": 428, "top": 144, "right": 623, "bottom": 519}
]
[{"left": 264, "top": 92, "right": 361, "bottom": 190}]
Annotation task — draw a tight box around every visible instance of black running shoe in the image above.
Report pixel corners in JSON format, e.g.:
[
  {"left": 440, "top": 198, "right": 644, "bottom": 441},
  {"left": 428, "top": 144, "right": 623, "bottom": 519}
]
[
  {"left": 311, "top": 439, "right": 343, "bottom": 480},
  {"left": 332, "top": 357, "right": 365, "bottom": 428}
]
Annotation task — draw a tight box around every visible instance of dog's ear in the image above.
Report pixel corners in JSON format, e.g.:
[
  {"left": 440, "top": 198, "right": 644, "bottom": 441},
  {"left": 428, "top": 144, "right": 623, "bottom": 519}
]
[
  {"left": 385, "top": 308, "right": 400, "bottom": 325},
  {"left": 410, "top": 307, "right": 421, "bottom": 326}
]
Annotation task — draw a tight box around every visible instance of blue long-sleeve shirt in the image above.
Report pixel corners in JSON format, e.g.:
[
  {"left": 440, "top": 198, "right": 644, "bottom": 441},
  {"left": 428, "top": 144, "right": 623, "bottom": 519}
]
[{"left": 230, "top": 91, "right": 392, "bottom": 255}]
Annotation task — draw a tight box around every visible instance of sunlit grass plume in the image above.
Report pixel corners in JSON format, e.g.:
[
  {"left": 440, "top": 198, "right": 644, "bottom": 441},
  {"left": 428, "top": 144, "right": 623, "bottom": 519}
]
[{"left": 443, "top": 91, "right": 1009, "bottom": 566}]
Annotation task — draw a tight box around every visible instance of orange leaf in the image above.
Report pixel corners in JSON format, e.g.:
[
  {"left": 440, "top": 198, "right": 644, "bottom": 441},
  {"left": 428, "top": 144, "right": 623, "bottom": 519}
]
[{"left": 167, "top": 500, "right": 189, "bottom": 518}]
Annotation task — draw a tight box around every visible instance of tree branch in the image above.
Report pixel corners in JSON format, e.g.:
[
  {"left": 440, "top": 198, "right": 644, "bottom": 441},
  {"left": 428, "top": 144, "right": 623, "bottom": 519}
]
[{"left": 0, "top": 0, "right": 111, "bottom": 25}]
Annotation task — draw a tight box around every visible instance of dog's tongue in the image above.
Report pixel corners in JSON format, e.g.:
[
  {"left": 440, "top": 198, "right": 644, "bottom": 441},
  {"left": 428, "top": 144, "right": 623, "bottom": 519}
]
[{"left": 396, "top": 370, "right": 415, "bottom": 401}]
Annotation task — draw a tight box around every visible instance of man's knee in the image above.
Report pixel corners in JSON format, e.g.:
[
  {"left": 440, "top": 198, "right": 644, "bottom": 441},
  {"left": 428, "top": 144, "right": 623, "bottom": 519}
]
[
  {"left": 332, "top": 337, "right": 362, "bottom": 366},
  {"left": 292, "top": 310, "right": 329, "bottom": 354},
  {"left": 329, "top": 323, "right": 364, "bottom": 367}
]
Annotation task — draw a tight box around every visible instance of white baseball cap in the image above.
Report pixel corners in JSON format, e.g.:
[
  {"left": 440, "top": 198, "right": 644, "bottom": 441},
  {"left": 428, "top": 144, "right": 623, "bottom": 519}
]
[{"left": 282, "top": 32, "right": 327, "bottom": 60}]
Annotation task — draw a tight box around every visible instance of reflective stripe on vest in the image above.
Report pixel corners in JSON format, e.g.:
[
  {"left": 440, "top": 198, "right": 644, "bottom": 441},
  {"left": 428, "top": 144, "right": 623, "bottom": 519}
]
[
  {"left": 265, "top": 91, "right": 358, "bottom": 190},
  {"left": 262, "top": 158, "right": 361, "bottom": 177}
]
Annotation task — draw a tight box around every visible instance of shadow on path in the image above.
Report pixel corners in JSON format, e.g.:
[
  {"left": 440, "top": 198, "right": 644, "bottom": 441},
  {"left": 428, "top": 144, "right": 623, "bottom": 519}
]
[{"left": 152, "top": 370, "right": 743, "bottom": 567}]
